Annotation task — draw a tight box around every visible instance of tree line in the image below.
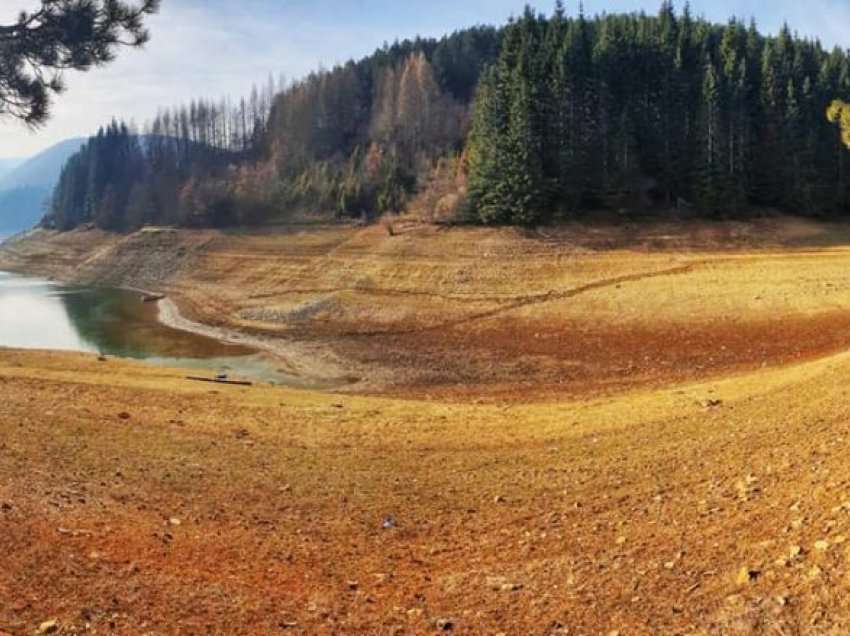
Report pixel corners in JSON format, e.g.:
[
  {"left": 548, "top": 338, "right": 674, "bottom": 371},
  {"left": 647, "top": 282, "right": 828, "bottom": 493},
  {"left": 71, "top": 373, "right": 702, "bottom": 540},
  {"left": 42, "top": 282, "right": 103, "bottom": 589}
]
[
  {"left": 468, "top": 2, "right": 850, "bottom": 224},
  {"left": 46, "top": 3, "right": 850, "bottom": 231}
]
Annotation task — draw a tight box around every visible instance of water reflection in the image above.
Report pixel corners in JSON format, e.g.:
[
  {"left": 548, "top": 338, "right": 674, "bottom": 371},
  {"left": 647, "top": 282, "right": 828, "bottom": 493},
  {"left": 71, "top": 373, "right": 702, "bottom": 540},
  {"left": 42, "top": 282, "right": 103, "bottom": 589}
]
[{"left": 0, "top": 271, "right": 308, "bottom": 385}]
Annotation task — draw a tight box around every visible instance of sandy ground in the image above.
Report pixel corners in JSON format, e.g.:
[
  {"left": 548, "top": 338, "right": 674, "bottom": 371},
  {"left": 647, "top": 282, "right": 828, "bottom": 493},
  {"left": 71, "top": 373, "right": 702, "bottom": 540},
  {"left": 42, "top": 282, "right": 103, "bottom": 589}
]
[{"left": 4, "top": 218, "right": 850, "bottom": 633}]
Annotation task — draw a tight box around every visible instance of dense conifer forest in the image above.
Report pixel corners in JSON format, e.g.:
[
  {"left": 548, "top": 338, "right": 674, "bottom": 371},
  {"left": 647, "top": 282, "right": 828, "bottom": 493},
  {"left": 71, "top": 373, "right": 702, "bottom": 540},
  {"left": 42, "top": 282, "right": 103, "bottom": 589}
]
[{"left": 45, "top": 2, "right": 850, "bottom": 230}]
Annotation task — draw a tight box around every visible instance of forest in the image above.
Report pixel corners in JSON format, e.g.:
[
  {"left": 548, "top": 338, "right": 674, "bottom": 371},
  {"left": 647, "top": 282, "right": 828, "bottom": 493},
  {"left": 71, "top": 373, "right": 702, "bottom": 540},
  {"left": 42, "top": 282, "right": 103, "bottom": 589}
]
[{"left": 45, "top": 2, "right": 850, "bottom": 231}]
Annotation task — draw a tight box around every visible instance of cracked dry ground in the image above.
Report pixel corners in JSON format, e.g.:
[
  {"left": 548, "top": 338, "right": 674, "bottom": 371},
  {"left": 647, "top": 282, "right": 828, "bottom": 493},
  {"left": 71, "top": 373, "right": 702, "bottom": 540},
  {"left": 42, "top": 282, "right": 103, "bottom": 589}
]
[{"left": 4, "top": 348, "right": 850, "bottom": 635}]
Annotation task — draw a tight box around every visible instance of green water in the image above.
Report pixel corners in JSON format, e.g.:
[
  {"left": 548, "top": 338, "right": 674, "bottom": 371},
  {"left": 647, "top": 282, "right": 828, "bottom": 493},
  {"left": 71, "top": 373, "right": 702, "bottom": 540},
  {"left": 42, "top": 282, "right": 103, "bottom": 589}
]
[{"left": 0, "top": 271, "right": 308, "bottom": 385}]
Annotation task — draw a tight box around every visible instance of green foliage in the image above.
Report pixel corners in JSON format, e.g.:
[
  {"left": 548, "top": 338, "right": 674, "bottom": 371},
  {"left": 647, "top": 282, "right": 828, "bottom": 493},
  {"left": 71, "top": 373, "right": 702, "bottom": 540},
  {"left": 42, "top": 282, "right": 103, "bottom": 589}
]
[
  {"left": 466, "top": 3, "right": 850, "bottom": 224},
  {"left": 0, "top": 0, "right": 160, "bottom": 126},
  {"left": 47, "top": 3, "right": 850, "bottom": 232}
]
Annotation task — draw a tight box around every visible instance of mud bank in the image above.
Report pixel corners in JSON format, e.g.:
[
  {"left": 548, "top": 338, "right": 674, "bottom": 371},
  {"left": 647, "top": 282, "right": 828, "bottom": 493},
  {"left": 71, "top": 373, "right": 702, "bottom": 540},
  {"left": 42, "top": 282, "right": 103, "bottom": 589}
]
[{"left": 6, "top": 219, "right": 850, "bottom": 399}]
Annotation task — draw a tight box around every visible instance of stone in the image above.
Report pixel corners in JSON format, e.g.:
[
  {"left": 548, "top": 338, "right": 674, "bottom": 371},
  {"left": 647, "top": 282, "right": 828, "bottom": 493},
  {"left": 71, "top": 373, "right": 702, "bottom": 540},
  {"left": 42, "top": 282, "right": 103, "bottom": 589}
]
[
  {"left": 38, "top": 621, "right": 59, "bottom": 634},
  {"left": 789, "top": 545, "right": 804, "bottom": 560},
  {"left": 168, "top": 517, "right": 181, "bottom": 526},
  {"left": 487, "top": 576, "right": 522, "bottom": 592},
  {"left": 815, "top": 540, "right": 830, "bottom": 552},
  {"left": 117, "top": 412, "right": 131, "bottom": 421},
  {"left": 737, "top": 567, "right": 760, "bottom": 586},
  {"left": 435, "top": 617, "right": 455, "bottom": 631}
]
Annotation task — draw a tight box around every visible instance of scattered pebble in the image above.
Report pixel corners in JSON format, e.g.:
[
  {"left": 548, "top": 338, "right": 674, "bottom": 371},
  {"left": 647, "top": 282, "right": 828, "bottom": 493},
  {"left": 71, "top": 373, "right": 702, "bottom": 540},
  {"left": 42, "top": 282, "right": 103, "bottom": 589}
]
[
  {"left": 38, "top": 621, "right": 59, "bottom": 635},
  {"left": 737, "top": 567, "right": 760, "bottom": 586},
  {"left": 435, "top": 617, "right": 455, "bottom": 631}
]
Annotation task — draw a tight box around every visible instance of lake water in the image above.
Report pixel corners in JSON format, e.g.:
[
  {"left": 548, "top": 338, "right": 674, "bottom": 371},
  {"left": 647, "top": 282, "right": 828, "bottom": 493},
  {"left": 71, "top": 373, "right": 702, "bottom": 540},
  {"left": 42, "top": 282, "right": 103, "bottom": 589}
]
[{"left": 0, "top": 271, "right": 301, "bottom": 385}]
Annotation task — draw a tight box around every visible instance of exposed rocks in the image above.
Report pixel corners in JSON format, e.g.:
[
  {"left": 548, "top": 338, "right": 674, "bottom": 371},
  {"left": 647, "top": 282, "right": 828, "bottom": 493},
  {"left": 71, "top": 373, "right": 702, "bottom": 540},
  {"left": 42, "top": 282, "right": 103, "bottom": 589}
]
[
  {"left": 435, "top": 617, "right": 455, "bottom": 631},
  {"left": 487, "top": 576, "right": 523, "bottom": 592},
  {"left": 736, "top": 567, "right": 761, "bottom": 586}
]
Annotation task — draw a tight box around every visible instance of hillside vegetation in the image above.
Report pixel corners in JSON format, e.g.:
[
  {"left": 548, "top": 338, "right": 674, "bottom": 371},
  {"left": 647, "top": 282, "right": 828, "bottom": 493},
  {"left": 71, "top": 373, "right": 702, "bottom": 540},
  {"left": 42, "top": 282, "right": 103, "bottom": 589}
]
[{"left": 42, "top": 2, "right": 850, "bottom": 233}]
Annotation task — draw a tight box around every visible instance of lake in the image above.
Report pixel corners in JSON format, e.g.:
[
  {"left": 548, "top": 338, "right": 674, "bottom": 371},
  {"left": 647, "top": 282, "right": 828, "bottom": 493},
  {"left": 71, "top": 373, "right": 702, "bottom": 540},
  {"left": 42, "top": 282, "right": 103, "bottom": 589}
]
[{"left": 0, "top": 271, "right": 298, "bottom": 385}]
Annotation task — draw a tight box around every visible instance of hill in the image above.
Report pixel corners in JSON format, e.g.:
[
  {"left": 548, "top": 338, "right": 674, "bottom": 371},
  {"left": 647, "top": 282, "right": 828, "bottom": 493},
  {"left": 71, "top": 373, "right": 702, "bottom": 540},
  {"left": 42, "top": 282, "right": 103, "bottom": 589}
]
[
  {"left": 0, "top": 158, "right": 24, "bottom": 181},
  {"left": 0, "top": 138, "right": 85, "bottom": 234},
  {"left": 0, "top": 138, "right": 85, "bottom": 191},
  {"left": 43, "top": 5, "right": 850, "bottom": 234},
  {"left": 0, "top": 187, "right": 50, "bottom": 234}
]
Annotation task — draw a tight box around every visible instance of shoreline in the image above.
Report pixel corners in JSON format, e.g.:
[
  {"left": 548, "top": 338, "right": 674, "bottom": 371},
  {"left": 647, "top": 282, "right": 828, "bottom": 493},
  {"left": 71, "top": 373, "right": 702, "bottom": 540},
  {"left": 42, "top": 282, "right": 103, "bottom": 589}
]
[
  {"left": 0, "top": 263, "right": 361, "bottom": 391},
  {"left": 154, "top": 295, "right": 362, "bottom": 391}
]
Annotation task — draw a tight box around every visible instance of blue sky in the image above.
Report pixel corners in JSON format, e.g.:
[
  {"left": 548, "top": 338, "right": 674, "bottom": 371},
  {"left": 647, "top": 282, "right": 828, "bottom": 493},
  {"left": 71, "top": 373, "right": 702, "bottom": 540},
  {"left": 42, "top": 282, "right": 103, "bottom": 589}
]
[{"left": 3, "top": 0, "right": 850, "bottom": 157}]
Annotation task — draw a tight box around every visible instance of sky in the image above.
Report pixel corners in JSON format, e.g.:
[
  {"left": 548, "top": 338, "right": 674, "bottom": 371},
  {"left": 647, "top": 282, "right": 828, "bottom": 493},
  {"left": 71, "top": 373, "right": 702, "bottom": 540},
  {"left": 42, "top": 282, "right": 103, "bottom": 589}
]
[{"left": 2, "top": 0, "right": 850, "bottom": 158}]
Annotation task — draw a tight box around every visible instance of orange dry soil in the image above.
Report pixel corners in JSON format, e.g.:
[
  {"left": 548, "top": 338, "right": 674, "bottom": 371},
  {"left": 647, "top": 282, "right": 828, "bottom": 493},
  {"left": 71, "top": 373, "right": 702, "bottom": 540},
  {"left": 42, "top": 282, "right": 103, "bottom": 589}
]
[{"left": 4, "top": 217, "right": 850, "bottom": 634}]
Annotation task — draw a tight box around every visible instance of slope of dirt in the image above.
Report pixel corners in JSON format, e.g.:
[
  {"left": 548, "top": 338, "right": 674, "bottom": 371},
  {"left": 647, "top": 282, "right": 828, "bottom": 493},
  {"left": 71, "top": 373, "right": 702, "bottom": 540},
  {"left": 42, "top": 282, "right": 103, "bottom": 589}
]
[
  {"left": 5, "top": 218, "right": 850, "bottom": 399},
  {"left": 4, "top": 349, "right": 850, "bottom": 634},
  {"left": 7, "top": 218, "right": 850, "bottom": 633}
]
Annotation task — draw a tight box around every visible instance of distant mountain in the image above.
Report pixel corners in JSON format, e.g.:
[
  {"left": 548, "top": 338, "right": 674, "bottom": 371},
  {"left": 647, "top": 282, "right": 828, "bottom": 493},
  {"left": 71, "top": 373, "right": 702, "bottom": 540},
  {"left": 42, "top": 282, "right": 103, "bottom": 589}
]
[
  {"left": 0, "top": 187, "right": 49, "bottom": 234},
  {"left": 0, "top": 158, "right": 24, "bottom": 181},
  {"left": 0, "top": 138, "right": 85, "bottom": 191},
  {"left": 0, "top": 138, "right": 85, "bottom": 234}
]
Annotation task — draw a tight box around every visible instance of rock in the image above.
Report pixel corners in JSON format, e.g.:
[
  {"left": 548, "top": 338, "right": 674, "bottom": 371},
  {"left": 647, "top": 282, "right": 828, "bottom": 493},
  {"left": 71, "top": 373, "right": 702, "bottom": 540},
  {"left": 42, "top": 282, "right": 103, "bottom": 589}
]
[
  {"left": 815, "top": 540, "right": 830, "bottom": 552},
  {"left": 737, "top": 567, "right": 760, "bottom": 586},
  {"left": 347, "top": 580, "right": 359, "bottom": 590},
  {"left": 38, "top": 620, "right": 59, "bottom": 634},
  {"left": 117, "top": 412, "right": 131, "bottom": 421},
  {"left": 168, "top": 517, "right": 181, "bottom": 526},
  {"left": 493, "top": 495, "right": 506, "bottom": 504},
  {"left": 616, "top": 536, "right": 627, "bottom": 546},
  {"left": 435, "top": 617, "right": 455, "bottom": 631},
  {"left": 487, "top": 576, "right": 522, "bottom": 592},
  {"left": 382, "top": 516, "right": 397, "bottom": 530},
  {"left": 790, "top": 545, "right": 804, "bottom": 560}
]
